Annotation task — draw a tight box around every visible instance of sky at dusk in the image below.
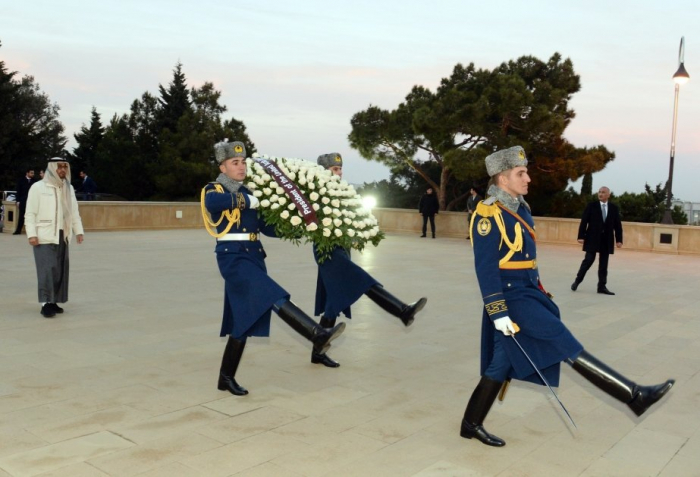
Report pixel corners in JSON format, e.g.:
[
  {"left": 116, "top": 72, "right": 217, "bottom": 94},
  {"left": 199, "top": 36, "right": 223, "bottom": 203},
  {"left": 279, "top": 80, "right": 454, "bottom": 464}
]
[{"left": 2, "top": 0, "right": 699, "bottom": 201}]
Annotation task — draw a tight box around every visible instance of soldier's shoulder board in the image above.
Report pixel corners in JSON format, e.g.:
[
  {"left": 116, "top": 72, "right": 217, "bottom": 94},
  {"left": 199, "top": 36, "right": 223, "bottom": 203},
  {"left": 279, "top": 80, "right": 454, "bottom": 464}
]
[{"left": 476, "top": 200, "right": 498, "bottom": 217}]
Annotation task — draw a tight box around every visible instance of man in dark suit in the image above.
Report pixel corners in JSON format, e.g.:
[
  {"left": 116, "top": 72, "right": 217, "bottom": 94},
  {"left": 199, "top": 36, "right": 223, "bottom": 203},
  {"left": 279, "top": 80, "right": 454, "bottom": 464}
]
[
  {"left": 13, "top": 168, "right": 35, "bottom": 234},
  {"left": 79, "top": 170, "right": 97, "bottom": 200},
  {"left": 571, "top": 186, "right": 623, "bottom": 295}
]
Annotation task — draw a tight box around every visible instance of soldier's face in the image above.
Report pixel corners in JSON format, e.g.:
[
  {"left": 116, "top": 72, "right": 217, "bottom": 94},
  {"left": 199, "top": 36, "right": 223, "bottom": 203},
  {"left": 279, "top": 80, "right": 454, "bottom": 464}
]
[
  {"left": 500, "top": 166, "right": 530, "bottom": 197},
  {"left": 329, "top": 165, "right": 343, "bottom": 178},
  {"left": 220, "top": 157, "right": 247, "bottom": 182}
]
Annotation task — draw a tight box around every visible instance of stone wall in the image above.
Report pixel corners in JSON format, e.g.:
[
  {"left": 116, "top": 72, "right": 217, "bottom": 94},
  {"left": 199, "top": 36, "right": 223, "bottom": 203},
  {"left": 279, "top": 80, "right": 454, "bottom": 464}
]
[{"left": 5, "top": 201, "right": 700, "bottom": 255}]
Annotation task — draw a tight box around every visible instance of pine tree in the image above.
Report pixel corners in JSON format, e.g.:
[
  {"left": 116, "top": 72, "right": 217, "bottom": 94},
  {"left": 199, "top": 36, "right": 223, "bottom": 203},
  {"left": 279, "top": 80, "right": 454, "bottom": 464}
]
[{"left": 68, "top": 106, "right": 104, "bottom": 177}]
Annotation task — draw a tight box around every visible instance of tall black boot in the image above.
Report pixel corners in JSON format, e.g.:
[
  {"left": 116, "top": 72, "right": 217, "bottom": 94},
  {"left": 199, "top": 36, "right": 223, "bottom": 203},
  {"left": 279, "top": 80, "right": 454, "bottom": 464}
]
[
  {"left": 364, "top": 285, "right": 427, "bottom": 326},
  {"left": 460, "top": 376, "right": 506, "bottom": 447},
  {"left": 276, "top": 301, "right": 346, "bottom": 355},
  {"left": 569, "top": 350, "right": 674, "bottom": 416},
  {"left": 217, "top": 337, "right": 248, "bottom": 396},
  {"left": 311, "top": 316, "right": 340, "bottom": 368}
]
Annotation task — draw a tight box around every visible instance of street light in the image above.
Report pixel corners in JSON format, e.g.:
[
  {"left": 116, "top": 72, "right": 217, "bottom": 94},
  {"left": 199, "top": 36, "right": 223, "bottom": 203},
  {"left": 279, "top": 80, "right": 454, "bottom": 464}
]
[{"left": 662, "top": 36, "right": 690, "bottom": 224}]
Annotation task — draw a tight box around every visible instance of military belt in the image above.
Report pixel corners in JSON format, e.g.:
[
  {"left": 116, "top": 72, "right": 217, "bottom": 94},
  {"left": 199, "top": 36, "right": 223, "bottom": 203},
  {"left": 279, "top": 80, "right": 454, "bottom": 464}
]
[
  {"left": 499, "top": 259, "right": 537, "bottom": 270},
  {"left": 218, "top": 232, "right": 259, "bottom": 241}
]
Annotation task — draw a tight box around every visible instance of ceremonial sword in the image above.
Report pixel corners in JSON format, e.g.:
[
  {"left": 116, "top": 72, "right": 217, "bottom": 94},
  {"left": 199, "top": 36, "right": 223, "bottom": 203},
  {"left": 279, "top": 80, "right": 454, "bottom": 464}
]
[{"left": 510, "top": 323, "right": 577, "bottom": 429}]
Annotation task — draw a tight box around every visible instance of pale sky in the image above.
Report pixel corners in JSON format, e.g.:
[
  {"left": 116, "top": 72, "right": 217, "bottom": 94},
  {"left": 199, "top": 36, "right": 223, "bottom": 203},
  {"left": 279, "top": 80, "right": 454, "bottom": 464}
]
[{"left": 2, "top": 1, "right": 698, "bottom": 200}]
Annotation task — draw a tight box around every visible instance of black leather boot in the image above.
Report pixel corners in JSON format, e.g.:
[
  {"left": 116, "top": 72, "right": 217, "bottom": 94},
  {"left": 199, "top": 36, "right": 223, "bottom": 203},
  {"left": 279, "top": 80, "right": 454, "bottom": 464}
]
[
  {"left": 569, "top": 350, "right": 674, "bottom": 416},
  {"left": 460, "top": 376, "right": 506, "bottom": 447},
  {"left": 364, "top": 285, "right": 427, "bottom": 326},
  {"left": 218, "top": 337, "right": 249, "bottom": 396},
  {"left": 276, "top": 300, "right": 346, "bottom": 355},
  {"left": 311, "top": 316, "right": 340, "bottom": 368}
]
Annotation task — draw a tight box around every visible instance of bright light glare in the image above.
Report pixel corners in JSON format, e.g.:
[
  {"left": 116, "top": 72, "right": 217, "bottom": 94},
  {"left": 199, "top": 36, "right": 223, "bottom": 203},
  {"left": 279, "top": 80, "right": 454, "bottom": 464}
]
[{"left": 362, "top": 195, "right": 377, "bottom": 210}]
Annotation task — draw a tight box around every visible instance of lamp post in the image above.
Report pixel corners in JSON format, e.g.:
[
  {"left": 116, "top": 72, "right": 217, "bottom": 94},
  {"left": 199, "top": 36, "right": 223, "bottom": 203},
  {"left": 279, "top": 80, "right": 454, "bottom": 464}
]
[{"left": 662, "top": 36, "right": 690, "bottom": 224}]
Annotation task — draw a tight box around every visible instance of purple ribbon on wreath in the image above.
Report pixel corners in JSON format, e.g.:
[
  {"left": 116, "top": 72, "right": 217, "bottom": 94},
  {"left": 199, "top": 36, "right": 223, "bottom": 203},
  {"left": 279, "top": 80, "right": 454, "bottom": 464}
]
[{"left": 253, "top": 158, "right": 319, "bottom": 226}]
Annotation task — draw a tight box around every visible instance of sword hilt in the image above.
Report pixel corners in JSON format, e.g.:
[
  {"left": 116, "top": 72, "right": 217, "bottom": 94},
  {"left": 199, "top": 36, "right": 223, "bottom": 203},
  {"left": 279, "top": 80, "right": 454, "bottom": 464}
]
[{"left": 512, "top": 322, "right": 520, "bottom": 334}]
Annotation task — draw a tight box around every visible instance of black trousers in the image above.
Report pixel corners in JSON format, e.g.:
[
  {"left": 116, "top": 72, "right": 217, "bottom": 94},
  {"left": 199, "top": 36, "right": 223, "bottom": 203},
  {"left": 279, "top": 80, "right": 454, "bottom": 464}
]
[
  {"left": 576, "top": 249, "right": 610, "bottom": 288},
  {"left": 14, "top": 201, "right": 27, "bottom": 233},
  {"left": 422, "top": 215, "right": 435, "bottom": 236}
]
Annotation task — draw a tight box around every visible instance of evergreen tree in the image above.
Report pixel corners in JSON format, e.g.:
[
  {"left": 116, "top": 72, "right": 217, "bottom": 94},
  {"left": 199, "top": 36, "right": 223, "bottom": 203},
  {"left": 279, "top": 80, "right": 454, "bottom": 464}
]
[
  {"left": 349, "top": 53, "right": 614, "bottom": 214},
  {"left": 157, "top": 62, "right": 191, "bottom": 133},
  {"left": 68, "top": 106, "right": 104, "bottom": 178},
  {"left": 0, "top": 41, "right": 66, "bottom": 189}
]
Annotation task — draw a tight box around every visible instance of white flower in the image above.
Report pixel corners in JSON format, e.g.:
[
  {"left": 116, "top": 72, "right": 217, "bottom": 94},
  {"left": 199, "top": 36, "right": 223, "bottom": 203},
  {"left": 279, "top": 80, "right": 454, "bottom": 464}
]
[
  {"left": 319, "top": 187, "right": 327, "bottom": 195},
  {"left": 278, "top": 197, "right": 287, "bottom": 205},
  {"left": 331, "top": 199, "right": 340, "bottom": 208},
  {"left": 370, "top": 227, "right": 378, "bottom": 237},
  {"left": 306, "top": 223, "right": 318, "bottom": 231},
  {"left": 261, "top": 173, "right": 271, "bottom": 182},
  {"left": 343, "top": 217, "right": 352, "bottom": 225},
  {"left": 309, "top": 192, "right": 319, "bottom": 201},
  {"left": 288, "top": 203, "right": 296, "bottom": 210},
  {"left": 253, "top": 190, "right": 263, "bottom": 198},
  {"left": 269, "top": 181, "right": 277, "bottom": 189},
  {"left": 255, "top": 177, "right": 265, "bottom": 185},
  {"left": 333, "top": 218, "right": 343, "bottom": 227},
  {"left": 321, "top": 197, "right": 330, "bottom": 205},
  {"left": 347, "top": 229, "right": 356, "bottom": 237},
  {"left": 312, "top": 203, "right": 320, "bottom": 211},
  {"left": 322, "top": 206, "right": 332, "bottom": 215},
  {"left": 308, "top": 182, "right": 315, "bottom": 190},
  {"left": 290, "top": 216, "right": 302, "bottom": 226},
  {"left": 363, "top": 231, "right": 371, "bottom": 239},
  {"left": 298, "top": 177, "right": 307, "bottom": 185},
  {"left": 263, "top": 188, "right": 272, "bottom": 196},
  {"left": 322, "top": 217, "right": 333, "bottom": 227},
  {"left": 261, "top": 199, "right": 270, "bottom": 208},
  {"left": 271, "top": 203, "right": 280, "bottom": 210},
  {"left": 288, "top": 171, "right": 296, "bottom": 180},
  {"left": 334, "top": 228, "right": 343, "bottom": 237},
  {"left": 323, "top": 228, "right": 332, "bottom": 237},
  {"left": 270, "top": 194, "right": 279, "bottom": 202},
  {"left": 332, "top": 208, "right": 342, "bottom": 217},
  {"left": 276, "top": 187, "right": 284, "bottom": 195},
  {"left": 246, "top": 182, "right": 256, "bottom": 190},
  {"left": 281, "top": 210, "right": 290, "bottom": 219}
]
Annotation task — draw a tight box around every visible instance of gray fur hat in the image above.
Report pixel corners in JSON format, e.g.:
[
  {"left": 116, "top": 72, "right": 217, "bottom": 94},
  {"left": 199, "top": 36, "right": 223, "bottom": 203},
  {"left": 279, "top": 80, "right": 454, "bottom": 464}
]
[
  {"left": 485, "top": 146, "right": 528, "bottom": 176},
  {"left": 214, "top": 139, "right": 246, "bottom": 164},
  {"left": 317, "top": 152, "right": 343, "bottom": 169}
]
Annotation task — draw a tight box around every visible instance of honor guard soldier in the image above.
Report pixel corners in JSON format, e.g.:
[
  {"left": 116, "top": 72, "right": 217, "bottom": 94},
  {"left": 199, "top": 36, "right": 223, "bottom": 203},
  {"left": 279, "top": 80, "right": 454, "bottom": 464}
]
[
  {"left": 202, "top": 140, "right": 346, "bottom": 396},
  {"left": 309, "top": 153, "right": 428, "bottom": 368},
  {"left": 461, "top": 146, "right": 674, "bottom": 447}
]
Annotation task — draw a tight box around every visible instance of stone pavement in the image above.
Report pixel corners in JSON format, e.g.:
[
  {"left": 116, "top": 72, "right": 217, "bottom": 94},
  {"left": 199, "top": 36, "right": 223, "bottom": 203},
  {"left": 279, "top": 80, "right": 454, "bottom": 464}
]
[{"left": 0, "top": 230, "right": 698, "bottom": 477}]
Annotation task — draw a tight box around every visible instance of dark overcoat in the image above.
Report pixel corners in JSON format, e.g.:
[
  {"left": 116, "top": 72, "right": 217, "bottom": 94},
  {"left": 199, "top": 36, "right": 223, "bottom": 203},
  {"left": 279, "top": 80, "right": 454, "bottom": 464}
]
[
  {"left": 577, "top": 201, "right": 623, "bottom": 254},
  {"left": 471, "top": 200, "right": 582, "bottom": 387},
  {"left": 204, "top": 183, "right": 289, "bottom": 338},
  {"left": 314, "top": 245, "right": 379, "bottom": 319}
]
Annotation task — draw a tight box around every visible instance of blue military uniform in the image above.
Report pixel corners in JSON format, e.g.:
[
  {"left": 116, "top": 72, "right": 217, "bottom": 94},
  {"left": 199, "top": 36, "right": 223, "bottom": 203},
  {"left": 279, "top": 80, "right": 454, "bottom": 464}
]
[
  {"left": 461, "top": 146, "right": 674, "bottom": 448},
  {"left": 313, "top": 245, "right": 379, "bottom": 320},
  {"left": 471, "top": 198, "right": 582, "bottom": 386},
  {"left": 204, "top": 182, "right": 289, "bottom": 339}
]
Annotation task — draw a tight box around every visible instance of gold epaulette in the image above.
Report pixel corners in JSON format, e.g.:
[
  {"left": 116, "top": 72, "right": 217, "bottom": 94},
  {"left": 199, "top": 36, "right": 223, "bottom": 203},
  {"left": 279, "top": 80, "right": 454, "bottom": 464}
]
[
  {"left": 476, "top": 201, "right": 499, "bottom": 218},
  {"left": 200, "top": 182, "right": 241, "bottom": 238}
]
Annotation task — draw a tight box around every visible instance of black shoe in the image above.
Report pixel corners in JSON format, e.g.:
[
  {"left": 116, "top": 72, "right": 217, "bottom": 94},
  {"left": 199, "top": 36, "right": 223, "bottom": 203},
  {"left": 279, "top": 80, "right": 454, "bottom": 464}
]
[
  {"left": 597, "top": 287, "right": 615, "bottom": 295},
  {"left": 50, "top": 303, "right": 64, "bottom": 314},
  {"left": 628, "top": 381, "right": 675, "bottom": 416},
  {"left": 570, "top": 350, "right": 674, "bottom": 417},
  {"left": 311, "top": 352, "right": 340, "bottom": 368},
  {"left": 571, "top": 280, "right": 580, "bottom": 291},
  {"left": 12, "top": 232, "right": 21, "bottom": 235},
  {"left": 218, "top": 374, "right": 249, "bottom": 395},
  {"left": 40, "top": 304, "right": 56, "bottom": 318},
  {"left": 460, "top": 420, "right": 506, "bottom": 447},
  {"left": 420, "top": 234, "right": 426, "bottom": 238}
]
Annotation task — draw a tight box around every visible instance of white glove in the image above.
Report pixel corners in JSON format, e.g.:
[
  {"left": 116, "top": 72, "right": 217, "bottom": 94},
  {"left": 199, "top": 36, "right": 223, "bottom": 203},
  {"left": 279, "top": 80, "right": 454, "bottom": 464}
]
[
  {"left": 494, "top": 316, "right": 516, "bottom": 336},
  {"left": 247, "top": 194, "right": 260, "bottom": 209}
]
